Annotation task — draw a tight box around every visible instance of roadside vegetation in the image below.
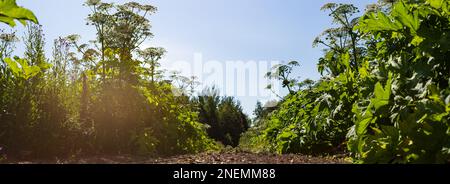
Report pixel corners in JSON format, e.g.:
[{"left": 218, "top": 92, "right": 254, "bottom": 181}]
[{"left": 1, "top": 0, "right": 449, "bottom": 164}]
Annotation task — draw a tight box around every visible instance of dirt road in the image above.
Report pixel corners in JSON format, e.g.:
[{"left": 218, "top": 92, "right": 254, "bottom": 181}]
[{"left": 3, "top": 152, "right": 349, "bottom": 164}]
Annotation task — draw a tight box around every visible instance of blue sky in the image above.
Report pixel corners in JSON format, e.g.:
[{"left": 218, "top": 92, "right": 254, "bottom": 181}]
[{"left": 9, "top": 0, "right": 376, "bottom": 116}]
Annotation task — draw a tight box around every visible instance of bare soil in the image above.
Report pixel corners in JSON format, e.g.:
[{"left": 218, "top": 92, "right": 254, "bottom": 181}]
[{"left": 2, "top": 152, "right": 349, "bottom": 164}]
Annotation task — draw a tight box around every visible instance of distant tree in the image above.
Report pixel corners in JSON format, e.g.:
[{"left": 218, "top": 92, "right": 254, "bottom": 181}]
[
  {"left": 169, "top": 71, "right": 189, "bottom": 95},
  {"left": 218, "top": 97, "right": 249, "bottom": 146},
  {"left": 196, "top": 87, "right": 250, "bottom": 146},
  {"left": 298, "top": 79, "right": 315, "bottom": 90},
  {"left": 197, "top": 87, "right": 221, "bottom": 140},
  {"left": 251, "top": 100, "right": 279, "bottom": 127},
  {"left": 253, "top": 101, "right": 264, "bottom": 120}
]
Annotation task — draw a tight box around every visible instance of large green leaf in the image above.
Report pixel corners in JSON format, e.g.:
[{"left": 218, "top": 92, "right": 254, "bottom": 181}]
[
  {"left": 427, "top": 0, "right": 444, "bottom": 9},
  {"left": 4, "top": 57, "right": 41, "bottom": 80},
  {"left": 372, "top": 74, "right": 392, "bottom": 110},
  {"left": 357, "top": 11, "right": 403, "bottom": 32},
  {"left": 0, "top": 15, "right": 15, "bottom": 25},
  {"left": 4, "top": 57, "right": 20, "bottom": 76},
  {"left": 373, "top": 83, "right": 389, "bottom": 110},
  {"left": 357, "top": 112, "right": 374, "bottom": 136},
  {"left": 392, "top": 2, "right": 420, "bottom": 34},
  {"left": 0, "top": 0, "right": 38, "bottom": 27}
]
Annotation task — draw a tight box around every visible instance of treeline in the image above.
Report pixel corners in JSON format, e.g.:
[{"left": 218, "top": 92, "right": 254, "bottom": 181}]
[
  {"left": 241, "top": 0, "right": 450, "bottom": 163},
  {"left": 0, "top": 0, "right": 249, "bottom": 159}
]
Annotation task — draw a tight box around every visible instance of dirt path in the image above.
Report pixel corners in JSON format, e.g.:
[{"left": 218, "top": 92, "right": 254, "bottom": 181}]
[
  {"left": 149, "top": 152, "right": 348, "bottom": 164},
  {"left": 3, "top": 152, "right": 349, "bottom": 164}
]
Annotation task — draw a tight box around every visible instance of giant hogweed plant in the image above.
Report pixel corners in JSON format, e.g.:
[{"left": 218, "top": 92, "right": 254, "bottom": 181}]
[
  {"left": 252, "top": 0, "right": 449, "bottom": 163},
  {"left": 347, "top": 0, "right": 450, "bottom": 163},
  {"left": 260, "top": 2, "right": 364, "bottom": 155}
]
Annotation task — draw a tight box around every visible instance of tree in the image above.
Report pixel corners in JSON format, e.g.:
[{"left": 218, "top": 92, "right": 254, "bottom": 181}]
[
  {"left": 197, "top": 87, "right": 221, "bottom": 140},
  {"left": 196, "top": 87, "right": 250, "bottom": 146},
  {"left": 298, "top": 79, "right": 315, "bottom": 90},
  {"left": 186, "top": 76, "right": 201, "bottom": 96},
  {"left": 218, "top": 97, "right": 249, "bottom": 146},
  {"left": 253, "top": 101, "right": 264, "bottom": 121}
]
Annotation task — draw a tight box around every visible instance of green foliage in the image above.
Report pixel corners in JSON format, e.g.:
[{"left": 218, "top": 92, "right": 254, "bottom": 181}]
[
  {"left": 138, "top": 47, "right": 167, "bottom": 83},
  {"left": 1, "top": 0, "right": 448, "bottom": 164},
  {"left": 131, "top": 128, "right": 159, "bottom": 156},
  {"left": 0, "top": 0, "right": 38, "bottom": 27},
  {"left": 248, "top": 3, "right": 362, "bottom": 155},
  {"left": 196, "top": 87, "right": 250, "bottom": 147},
  {"left": 4, "top": 57, "right": 41, "bottom": 79},
  {"left": 266, "top": 61, "right": 300, "bottom": 94},
  {"left": 0, "top": 0, "right": 218, "bottom": 159},
  {"left": 246, "top": 0, "right": 450, "bottom": 163},
  {"left": 136, "top": 83, "right": 218, "bottom": 155},
  {"left": 0, "top": 24, "right": 77, "bottom": 158},
  {"left": 347, "top": 0, "right": 450, "bottom": 163},
  {"left": 239, "top": 117, "right": 272, "bottom": 153},
  {"left": 261, "top": 74, "right": 355, "bottom": 154}
]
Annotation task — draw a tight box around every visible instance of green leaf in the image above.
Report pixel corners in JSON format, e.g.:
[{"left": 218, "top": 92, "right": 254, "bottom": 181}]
[
  {"left": 392, "top": 2, "right": 420, "bottom": 34},
  {"left": 340, "top": 52, "right": 350, "bottom": 70},
  {"left": 0, "top": 0, "right": 38, "bottom": 27},
  {"left": 373, "top": 83, "right": 389, "bottom": 110},
  {"left": 278, "top": 130, "right": 296, "bottom": 140},
  {"left": 357, "top": 11, "right": 402, "bottom": 32},
  {"left": 0, "top": 15, "right": 15, "bottom": 26},
  {"left": 430, "top": 113, "right": 448, "bottom": 122},
  {"left": 4, "top": 57, "right": 20, "bottom": 76},
  {"left": 38, "top": 62, "right": 53, "bottom": 70},
  {"left": 23, "top": 65, "right": 40, "bottom": 79},
  {"left": 3, "top": 57, "right": 41, "bottom": 79},
  {"left": 411, "top": 36, "right": 424, "bottom": 46},
  {"left": 372, "top": 74, "right": 393, "bottom": 110},
  {"left": 357, "top": 115, "right": 374, "bottom": 135},
  {"left": 427, "top": 0, "right": 444, "bottom": 9}
]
